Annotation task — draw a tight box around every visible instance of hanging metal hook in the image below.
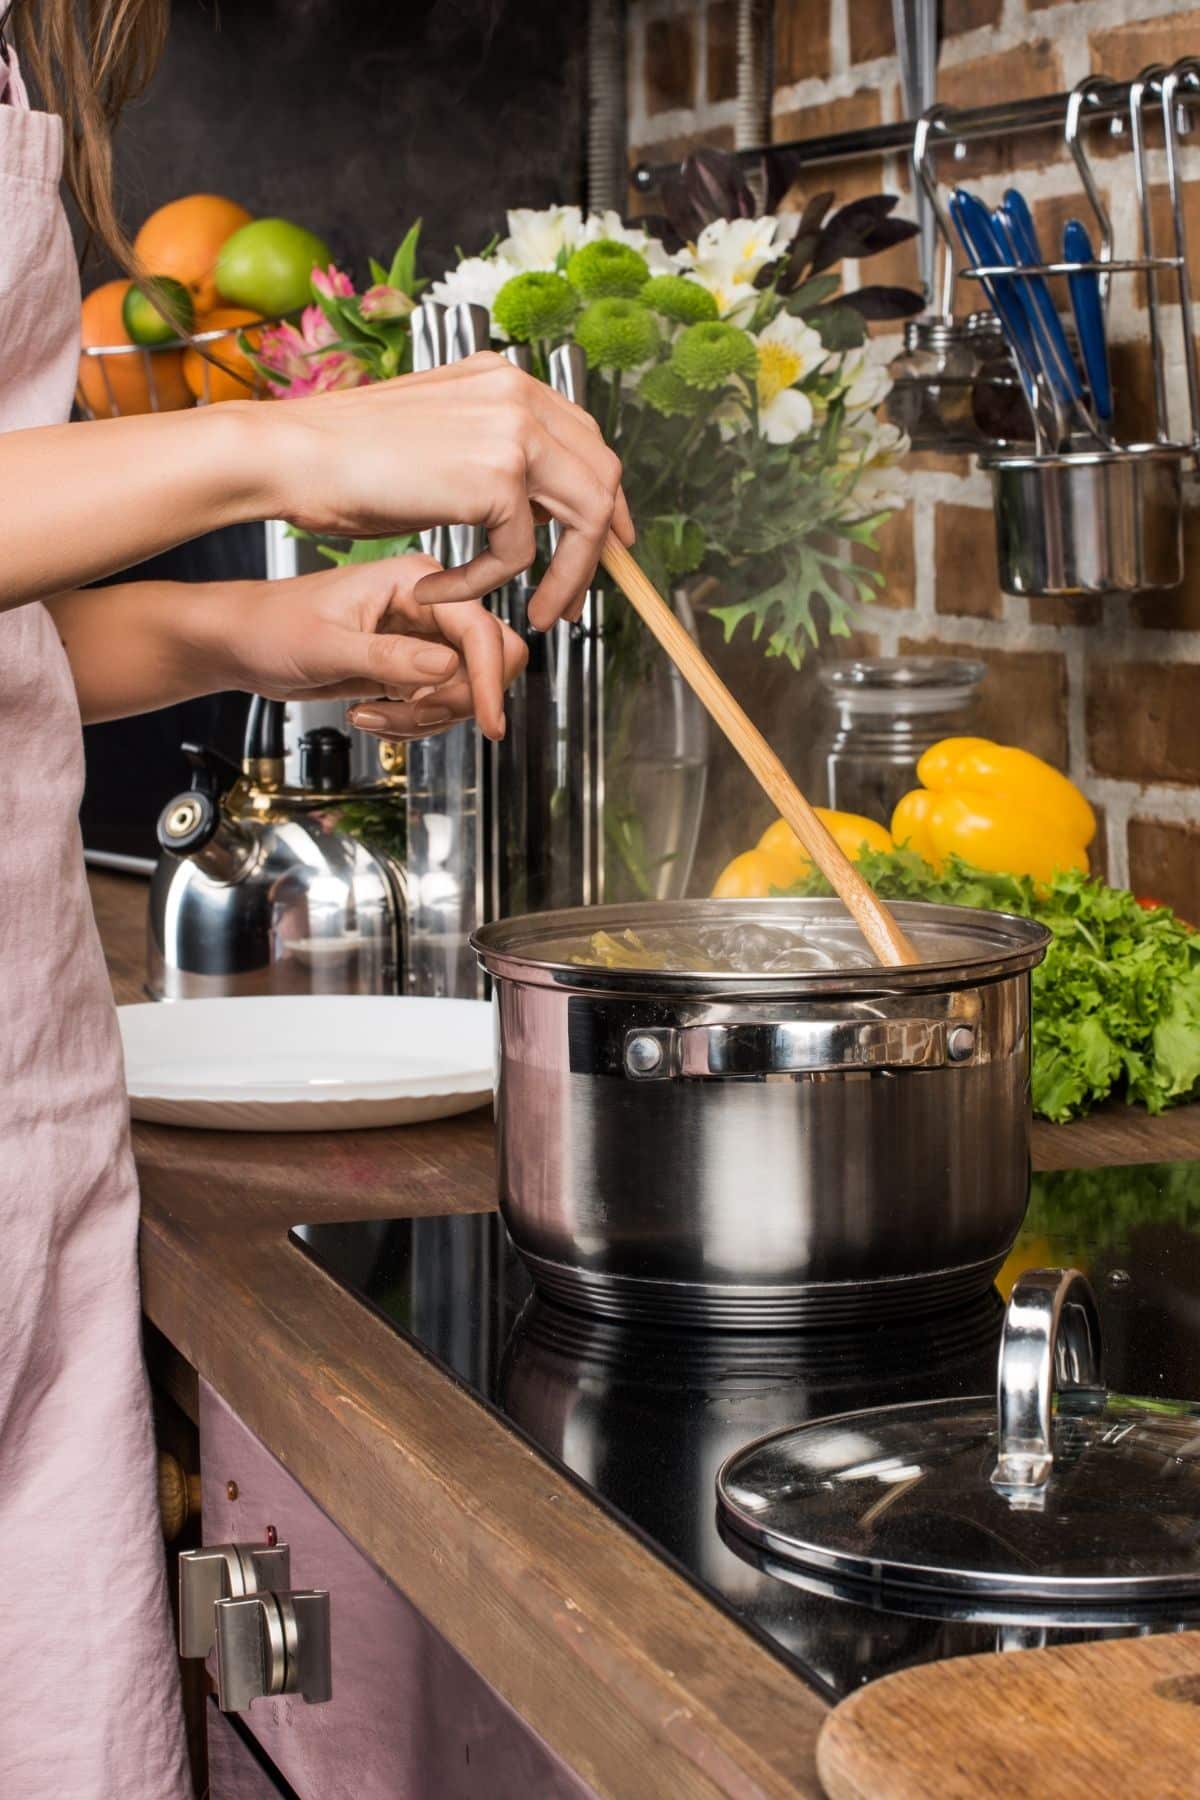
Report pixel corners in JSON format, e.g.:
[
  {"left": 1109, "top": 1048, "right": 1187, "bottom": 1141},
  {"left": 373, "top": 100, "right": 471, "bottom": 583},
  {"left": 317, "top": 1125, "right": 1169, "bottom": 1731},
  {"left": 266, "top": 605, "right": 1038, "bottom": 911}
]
[
  {"left": 1161, "top": 59, "right": 1200, "bottom": 459},
  {"left": 1064, "top": 75, "right": 1118, "bottom": 309},
  {"left": 1129, "top": 65, "right": 1171, "bottom": 442},
  {"left": 911, "top": 104, "right": 958, "bottom": 319}
]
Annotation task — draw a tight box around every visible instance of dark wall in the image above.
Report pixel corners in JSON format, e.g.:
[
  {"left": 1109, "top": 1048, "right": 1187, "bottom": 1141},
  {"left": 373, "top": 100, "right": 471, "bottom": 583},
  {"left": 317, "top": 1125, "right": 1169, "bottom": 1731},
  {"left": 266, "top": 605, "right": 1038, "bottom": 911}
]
[{"left": 94, "top": 0, "right": 587, "bottom": 283}]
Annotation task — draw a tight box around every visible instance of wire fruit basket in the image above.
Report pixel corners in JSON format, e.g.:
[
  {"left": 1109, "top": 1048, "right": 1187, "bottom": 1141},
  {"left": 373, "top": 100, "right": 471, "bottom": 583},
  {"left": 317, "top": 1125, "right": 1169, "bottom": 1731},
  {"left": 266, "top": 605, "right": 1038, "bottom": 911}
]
[{"left": 76, "top": 317, "right": 276, "bottom": 419}]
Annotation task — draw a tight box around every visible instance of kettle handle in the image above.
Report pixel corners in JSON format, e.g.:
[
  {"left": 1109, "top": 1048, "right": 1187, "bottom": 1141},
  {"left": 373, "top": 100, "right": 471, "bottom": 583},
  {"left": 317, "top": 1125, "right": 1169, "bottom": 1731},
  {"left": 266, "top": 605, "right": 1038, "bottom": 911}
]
[
  {"left": 181, "top": 741, "right": 242, "bottom": 799},
  {"left": 244, "top": 696, "right": 285, "bottom": 763}
]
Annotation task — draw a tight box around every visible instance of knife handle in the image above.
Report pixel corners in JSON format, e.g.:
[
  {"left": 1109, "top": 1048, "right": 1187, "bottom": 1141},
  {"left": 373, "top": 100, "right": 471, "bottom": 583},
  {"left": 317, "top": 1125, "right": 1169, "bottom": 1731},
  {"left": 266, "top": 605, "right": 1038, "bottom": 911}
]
[{"left": 1064, "top": 218, "right": 1113, "bottom": 424}]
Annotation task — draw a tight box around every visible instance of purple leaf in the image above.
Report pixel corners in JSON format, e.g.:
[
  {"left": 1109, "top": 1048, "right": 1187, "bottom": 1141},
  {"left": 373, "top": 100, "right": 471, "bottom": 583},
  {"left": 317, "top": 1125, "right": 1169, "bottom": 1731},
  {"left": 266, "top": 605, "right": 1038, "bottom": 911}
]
[{"left": 839, "top": 284, "right": 926, "bottom": 319}]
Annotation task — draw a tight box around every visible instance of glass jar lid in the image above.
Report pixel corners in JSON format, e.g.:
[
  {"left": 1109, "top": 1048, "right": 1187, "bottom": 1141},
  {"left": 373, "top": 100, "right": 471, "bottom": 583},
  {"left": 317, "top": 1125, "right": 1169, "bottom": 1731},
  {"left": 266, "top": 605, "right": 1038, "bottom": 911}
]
[
  {"left": 818, "top": 657, "right": 987, "bottom": 718},
  {"left": 717, "top": 1270, "right": 1200, "bottom": 1604}
]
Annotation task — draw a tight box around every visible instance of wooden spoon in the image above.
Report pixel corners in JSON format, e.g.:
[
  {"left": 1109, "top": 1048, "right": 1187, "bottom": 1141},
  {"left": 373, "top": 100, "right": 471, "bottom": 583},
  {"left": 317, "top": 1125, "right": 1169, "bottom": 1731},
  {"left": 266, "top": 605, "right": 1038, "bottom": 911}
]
[{"left": 599, "top": 534, "right": 921, "bottom": 968}]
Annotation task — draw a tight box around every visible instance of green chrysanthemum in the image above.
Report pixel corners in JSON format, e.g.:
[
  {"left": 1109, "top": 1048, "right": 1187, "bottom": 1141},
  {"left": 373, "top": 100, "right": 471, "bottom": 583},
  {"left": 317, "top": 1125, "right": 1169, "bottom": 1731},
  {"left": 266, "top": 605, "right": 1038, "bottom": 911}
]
[
  {"left": 566, "top": 239, "right": 650, "bottom": 300},
  {"left": 641, "top": 274, "right": 718, "bottom": 324},
  {"left": 574, "top": 297, "right": 661, "bottom": 371},
  {"left": 670, "top": 319, "right": 758, "bottom": 390},
  {"left": 638, "top": 363, "right": 706, "bottom": 418},
  {"left": 645, "top": 517, "right": 707, "bottom": 578},
  {"left": 491, "top": 271, "right": 578, "bottom": 343}
]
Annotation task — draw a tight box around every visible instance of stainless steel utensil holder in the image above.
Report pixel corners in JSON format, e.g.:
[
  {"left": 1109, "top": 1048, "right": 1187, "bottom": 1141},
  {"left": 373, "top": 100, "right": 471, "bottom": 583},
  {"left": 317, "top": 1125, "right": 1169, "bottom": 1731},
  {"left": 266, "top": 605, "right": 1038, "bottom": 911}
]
[{"left": 915, "top": 63, "right": 1200, "bottom": 599}]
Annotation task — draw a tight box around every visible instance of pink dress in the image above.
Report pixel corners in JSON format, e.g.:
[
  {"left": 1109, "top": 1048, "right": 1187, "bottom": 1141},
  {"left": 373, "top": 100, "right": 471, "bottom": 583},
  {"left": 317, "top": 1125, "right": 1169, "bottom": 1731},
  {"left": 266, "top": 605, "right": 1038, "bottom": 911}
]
[{"left": 0, "top": 51, "right": 191, "bottom": 1799}]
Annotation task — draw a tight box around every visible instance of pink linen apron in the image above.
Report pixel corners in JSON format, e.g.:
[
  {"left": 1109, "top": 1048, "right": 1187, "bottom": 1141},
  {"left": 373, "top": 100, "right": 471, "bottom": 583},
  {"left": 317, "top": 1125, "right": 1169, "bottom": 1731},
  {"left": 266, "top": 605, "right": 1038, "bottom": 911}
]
[{"left": 0, "top": 50, "right": 191, "bottom": 1799}]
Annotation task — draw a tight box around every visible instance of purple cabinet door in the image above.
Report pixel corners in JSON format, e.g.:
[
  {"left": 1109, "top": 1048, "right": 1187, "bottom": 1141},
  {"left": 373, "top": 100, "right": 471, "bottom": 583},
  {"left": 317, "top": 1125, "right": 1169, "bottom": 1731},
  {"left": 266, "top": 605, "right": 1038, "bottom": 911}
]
[
  {"left": 208, "top": 1702, "right": 295, "bottom": 1799},
  {"left": 200, "top": 1381, "right": 596, "bottom": 1800}
]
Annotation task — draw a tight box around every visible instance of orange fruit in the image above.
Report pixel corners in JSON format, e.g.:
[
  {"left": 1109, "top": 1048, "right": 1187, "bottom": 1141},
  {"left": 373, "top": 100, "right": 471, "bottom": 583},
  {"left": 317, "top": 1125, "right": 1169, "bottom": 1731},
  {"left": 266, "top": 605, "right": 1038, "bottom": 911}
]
[
  {"left": 78, "top": 278, "right": 192, "bottom": 417},
  {"left": 133, "top": 194, "right": 253, "bottom": 316},
  {"left": 183, "top": 307, "right": 265, "bottom": 404}
]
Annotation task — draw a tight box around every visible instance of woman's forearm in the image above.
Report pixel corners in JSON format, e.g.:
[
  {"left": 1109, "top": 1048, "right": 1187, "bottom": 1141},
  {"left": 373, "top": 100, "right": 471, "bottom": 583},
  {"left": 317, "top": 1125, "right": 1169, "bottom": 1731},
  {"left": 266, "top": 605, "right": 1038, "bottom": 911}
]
[
  {"left": 1, "top": 404, "right": 274, "bottom": 612},
  {"left": 47, "top": 580, "right": 238, "bottom": 723}
]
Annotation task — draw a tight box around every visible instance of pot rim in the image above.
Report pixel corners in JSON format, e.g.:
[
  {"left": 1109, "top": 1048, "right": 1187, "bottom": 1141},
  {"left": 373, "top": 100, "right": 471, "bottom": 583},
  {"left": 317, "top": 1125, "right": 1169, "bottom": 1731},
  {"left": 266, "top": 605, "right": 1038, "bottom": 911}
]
[{"left": 472, "top": 898, "right": 1050, "bottom": 996}]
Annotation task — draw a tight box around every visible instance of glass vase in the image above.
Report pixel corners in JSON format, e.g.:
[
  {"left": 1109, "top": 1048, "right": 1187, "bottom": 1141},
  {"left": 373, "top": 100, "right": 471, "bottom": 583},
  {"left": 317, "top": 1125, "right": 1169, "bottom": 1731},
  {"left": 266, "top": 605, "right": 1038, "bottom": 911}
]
[{"left": 600, "top": 584, "right": 709, "bottom": 904}]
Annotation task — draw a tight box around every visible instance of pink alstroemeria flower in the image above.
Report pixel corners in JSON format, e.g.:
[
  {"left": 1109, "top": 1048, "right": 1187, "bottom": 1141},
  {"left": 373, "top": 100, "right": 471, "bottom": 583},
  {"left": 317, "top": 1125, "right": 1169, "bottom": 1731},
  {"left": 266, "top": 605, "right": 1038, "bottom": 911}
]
[
  {"left": 310, "top": 264, "right": 356, "bottom": 300},
  {"left": 360, "top": 282, "right": 414, "bottom": 321},
  {"left": 256, "top": 309, "right": 368, "bottom": 399}
]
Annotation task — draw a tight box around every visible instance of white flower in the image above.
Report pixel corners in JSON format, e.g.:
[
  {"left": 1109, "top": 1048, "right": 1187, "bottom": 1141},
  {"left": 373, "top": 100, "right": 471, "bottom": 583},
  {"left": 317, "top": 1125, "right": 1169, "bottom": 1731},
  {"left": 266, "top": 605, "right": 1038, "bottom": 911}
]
[
  {"left": 429, "top": 254, "right": 519, "bottom": 319},
  {"left": 499, "top": 205, "right": 586, "bottom": 271},
  {"left": 835, "top": 350, "right": 893, "bottom": 417},
  {"left": 678, "top": 215, "right": 797, "bottom": 322},
  {"left": 753, "top": 314, "right": 826, "bottom": 442},
  {"left": 580, "top": 209, "right": 679, "bottom": 274},
  {"left": 857, "top": 419, "right": 909, "bottom": 466},
  {"left": 842, "top": 464, "right": 908, "bottom": 519}
]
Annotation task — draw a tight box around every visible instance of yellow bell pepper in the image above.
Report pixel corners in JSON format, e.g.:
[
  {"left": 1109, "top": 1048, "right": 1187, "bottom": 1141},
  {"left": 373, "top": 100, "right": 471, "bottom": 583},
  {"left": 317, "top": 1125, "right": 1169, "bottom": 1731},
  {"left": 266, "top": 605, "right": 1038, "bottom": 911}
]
[
  {"left": 712, "top": 810, "right": 894, "bottom": 898},
  {"left": 892, "top": 736, "right": 1095, "bottom": 882}
]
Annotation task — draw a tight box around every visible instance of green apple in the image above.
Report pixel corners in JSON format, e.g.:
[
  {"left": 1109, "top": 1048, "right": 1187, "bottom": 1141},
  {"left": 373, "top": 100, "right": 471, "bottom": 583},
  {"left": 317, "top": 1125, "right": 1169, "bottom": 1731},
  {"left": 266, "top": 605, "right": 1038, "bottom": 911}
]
[
  {"left": 122, "top": 276, "right": 195, "bottom": 345},
  {"left": 215, "top": 219, "right": 333, "bottom": 318}
]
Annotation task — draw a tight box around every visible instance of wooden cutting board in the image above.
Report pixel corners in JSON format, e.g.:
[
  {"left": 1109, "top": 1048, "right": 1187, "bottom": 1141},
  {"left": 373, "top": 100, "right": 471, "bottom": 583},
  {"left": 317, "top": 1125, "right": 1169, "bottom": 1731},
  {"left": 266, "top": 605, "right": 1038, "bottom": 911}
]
[{"left": 817, "top": 1630, "right": 1200, "bottom": 1799}]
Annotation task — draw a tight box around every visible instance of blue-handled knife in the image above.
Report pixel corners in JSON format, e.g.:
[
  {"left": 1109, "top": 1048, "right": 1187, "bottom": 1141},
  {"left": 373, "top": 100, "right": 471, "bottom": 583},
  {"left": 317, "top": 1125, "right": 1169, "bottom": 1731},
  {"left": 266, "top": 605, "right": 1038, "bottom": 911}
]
[
  {"left": 950, "top": 188, "right": 1054, "bottom": 442},
  {"left": 1000, "top": 187, "right": 1087, "bottom": 408},
  {"left": 1063, "top": 217, "right": 1113, "bottom": 426}
]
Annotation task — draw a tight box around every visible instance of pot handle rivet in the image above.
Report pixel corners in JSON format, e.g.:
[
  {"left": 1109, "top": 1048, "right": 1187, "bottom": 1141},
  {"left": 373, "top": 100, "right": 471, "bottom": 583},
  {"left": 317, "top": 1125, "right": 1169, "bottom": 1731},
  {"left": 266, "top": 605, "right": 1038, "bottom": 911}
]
[
  {"left": 947, "top": 1025, "right": 976, "bottom": 1062},
  {"left": 626, "top": 1034, "right": 665, "bottom": 1076}
]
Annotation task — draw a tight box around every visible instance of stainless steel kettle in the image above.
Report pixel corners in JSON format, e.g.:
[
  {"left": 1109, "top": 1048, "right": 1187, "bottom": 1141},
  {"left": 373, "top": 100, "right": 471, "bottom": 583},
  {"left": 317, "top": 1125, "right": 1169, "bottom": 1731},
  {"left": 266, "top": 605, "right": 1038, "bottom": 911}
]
[{"left": 146, "top": 697, "right": 408, "bottom": 1000}]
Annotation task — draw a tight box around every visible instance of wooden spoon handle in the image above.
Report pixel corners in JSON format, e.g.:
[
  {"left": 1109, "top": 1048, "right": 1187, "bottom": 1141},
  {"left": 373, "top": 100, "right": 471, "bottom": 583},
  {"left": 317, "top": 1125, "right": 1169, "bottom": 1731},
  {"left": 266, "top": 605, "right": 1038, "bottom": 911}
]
[{"left": 599, "top": 535, "right": 921, "bottom": 969}]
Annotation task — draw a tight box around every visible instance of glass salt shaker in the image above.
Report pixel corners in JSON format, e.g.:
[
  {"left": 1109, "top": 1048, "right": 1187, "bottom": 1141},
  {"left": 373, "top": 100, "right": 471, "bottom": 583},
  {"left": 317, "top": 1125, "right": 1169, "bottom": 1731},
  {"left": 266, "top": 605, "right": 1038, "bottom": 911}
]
[
  {"left": 966, "top": 310, "right": 1035, "bottom": 445},
  {"left": 885, "top": 316, "right": 978, "bottom": 450},
  {"left": 816, "top": 657, "right": 987, "bottom": 825}
]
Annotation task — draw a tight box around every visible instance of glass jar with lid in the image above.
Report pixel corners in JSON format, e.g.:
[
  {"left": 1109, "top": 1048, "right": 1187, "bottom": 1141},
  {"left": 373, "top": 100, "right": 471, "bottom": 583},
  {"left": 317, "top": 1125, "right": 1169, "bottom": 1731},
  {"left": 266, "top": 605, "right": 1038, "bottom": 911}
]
[
  {"left": 816, "top": 656, "right": 987, "bottom": 825},
  {"left": 885, "top": 315, "right": 978, "bottom": 449}
]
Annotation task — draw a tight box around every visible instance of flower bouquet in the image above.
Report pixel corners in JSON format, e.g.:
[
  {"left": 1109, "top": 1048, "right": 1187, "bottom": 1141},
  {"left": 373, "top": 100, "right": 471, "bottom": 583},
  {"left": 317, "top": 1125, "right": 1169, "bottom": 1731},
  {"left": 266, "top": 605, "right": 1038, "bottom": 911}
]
[{"left": 247, "top": 157, "right": 921, "bottom": 898}]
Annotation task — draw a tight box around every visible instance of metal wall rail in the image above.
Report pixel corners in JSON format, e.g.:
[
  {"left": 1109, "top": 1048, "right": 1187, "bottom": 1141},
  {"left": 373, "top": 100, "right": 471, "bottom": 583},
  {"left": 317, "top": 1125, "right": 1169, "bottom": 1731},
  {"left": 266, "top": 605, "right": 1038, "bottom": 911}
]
[{"left": 630, "top": 76, "right": 1196, "bottom": 194}]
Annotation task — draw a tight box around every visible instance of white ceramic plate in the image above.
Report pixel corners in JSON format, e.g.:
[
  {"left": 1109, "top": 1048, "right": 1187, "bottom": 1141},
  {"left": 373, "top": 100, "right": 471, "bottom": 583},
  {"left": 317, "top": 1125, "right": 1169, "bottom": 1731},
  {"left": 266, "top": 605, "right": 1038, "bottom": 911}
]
[{"left": 118, "top": 995, "right": 494, "bottom": 1131}]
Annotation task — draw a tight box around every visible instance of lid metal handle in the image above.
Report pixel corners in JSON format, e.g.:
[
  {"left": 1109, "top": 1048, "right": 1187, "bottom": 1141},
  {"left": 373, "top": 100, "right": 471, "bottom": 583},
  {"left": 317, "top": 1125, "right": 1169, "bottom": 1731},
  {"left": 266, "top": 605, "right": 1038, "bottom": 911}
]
[{"left": 991, "top": 1267, "right": 1104, "bottom": 1501}]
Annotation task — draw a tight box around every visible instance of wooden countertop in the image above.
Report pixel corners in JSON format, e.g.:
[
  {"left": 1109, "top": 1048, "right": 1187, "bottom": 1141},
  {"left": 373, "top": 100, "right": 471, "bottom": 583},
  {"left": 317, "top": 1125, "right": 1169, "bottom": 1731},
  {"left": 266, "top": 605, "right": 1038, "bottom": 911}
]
[{"left": 92, "top": 869, "right": 1200, "bottom": 1799}]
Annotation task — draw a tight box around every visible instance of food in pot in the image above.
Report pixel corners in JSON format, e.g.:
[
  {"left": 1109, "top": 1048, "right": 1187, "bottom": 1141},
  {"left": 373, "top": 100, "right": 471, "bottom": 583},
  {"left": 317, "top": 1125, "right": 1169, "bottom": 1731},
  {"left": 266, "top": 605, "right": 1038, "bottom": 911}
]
[{"left": 569, "top": 920, "right": 880, "bottom": 974}]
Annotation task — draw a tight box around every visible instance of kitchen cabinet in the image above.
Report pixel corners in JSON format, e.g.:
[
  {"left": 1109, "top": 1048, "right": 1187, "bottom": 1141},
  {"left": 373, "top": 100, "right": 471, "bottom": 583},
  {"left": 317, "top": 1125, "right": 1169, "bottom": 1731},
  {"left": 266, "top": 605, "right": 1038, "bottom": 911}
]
[
  {"left": 207, "top": 1703, "right": 297, "bottom": 1799},
  {"left": 197, "top": 1382, "right": 594, "bottom": 1800}
]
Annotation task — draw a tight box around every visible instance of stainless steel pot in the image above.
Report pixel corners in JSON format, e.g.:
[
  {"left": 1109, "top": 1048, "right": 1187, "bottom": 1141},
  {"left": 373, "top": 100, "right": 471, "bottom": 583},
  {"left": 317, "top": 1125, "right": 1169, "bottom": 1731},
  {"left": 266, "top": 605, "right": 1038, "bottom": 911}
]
[{"left": 472, "top": 899, "right": 1050, "bottom": 1329}]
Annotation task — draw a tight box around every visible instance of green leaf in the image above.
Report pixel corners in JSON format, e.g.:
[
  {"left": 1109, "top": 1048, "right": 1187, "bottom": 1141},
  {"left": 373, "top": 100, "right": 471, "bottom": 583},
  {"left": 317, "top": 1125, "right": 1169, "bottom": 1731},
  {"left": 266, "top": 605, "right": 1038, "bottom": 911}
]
[
  {"left": 316, "top": 534, "right": 418, "bottom": 566},
  {"left": 368, "top": 258, "right": 389, "bottom": 286},
  {"left": 809, "top": 303, "right": 868, "bottom": 351},
  {"left": 387, "top": 220, "right": 423, "bottom": 296},
  {"left": 783, "top": 273, "right": 842, "bottom": 315}
]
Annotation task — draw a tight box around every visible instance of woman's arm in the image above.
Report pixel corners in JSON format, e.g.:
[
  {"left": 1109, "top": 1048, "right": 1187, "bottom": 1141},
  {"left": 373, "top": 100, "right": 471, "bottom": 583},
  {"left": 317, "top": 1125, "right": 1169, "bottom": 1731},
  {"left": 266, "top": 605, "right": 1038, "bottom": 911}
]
[
  {"left": 5, "top": 355, "right": 630, "bottom": 627},
  {"left": 46, "top": 555, "right": 528, "bottom": 740}
]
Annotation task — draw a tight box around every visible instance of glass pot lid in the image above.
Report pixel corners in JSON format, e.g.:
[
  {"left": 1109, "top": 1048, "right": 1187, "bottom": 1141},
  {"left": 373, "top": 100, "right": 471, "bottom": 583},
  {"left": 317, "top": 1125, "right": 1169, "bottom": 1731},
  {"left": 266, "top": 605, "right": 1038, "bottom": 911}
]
[{"left": 717, "top": 1269, "right": 1200, "bottom": 1603}]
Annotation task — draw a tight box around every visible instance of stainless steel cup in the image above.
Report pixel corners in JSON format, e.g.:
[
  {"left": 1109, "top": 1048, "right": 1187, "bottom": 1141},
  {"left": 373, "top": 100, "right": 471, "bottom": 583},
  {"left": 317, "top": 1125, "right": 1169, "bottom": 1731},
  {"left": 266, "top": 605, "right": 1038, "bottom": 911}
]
[
  {"left": 473, "top": 899, "right": 1050, "bottom": 1330},
  {"left": 982, "top": 444, "right": 1185, "bottom": 598}
]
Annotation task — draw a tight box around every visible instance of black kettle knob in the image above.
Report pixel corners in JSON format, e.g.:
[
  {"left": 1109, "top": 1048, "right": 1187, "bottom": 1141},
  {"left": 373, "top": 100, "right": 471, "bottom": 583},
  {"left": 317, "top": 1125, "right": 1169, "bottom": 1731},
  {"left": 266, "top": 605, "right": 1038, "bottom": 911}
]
[
  {"left": 156, "top": 742, "right": 240, "bottom": 857},
  {"left": 298, "top": 727, "right": 351, "bottom": 793}
]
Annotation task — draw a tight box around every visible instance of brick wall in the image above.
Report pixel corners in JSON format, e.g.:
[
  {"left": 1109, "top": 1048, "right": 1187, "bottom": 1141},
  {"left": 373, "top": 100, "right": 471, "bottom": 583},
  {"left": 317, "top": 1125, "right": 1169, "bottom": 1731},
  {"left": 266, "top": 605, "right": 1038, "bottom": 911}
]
[{"left": 627, "top": 0, "right": 1200, "bottom": 913}]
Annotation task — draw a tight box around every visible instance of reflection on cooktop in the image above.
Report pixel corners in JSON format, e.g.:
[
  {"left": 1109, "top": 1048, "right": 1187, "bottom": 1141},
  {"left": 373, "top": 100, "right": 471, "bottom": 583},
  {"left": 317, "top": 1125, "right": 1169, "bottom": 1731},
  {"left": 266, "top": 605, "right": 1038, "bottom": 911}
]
[{"left": 291, "top": 1159, "right": 1200, "bottom": 1701}]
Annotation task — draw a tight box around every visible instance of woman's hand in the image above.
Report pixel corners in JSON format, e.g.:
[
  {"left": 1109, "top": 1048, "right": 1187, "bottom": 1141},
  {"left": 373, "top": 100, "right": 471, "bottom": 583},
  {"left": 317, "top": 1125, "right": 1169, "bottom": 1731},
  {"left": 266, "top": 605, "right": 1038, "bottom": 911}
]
[
  {"left": 202, "top": 553, "right": 527, "bottom": 741},
  {"left": 263, "top": 353, "right": 634, "bottom": 630},
  {"left": 49, "top": 555, "right": 526, "bottom": 738}
]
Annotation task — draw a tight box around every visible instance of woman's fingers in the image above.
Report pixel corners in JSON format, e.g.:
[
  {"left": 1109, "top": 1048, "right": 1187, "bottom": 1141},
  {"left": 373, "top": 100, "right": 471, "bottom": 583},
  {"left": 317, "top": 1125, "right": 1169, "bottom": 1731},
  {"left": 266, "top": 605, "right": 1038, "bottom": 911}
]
[
  {"left": 347, "top": 698, "right": 462, "bottom": 740},
  {"left": 428, "top": 601, "right": 528, "bottom": 739}
]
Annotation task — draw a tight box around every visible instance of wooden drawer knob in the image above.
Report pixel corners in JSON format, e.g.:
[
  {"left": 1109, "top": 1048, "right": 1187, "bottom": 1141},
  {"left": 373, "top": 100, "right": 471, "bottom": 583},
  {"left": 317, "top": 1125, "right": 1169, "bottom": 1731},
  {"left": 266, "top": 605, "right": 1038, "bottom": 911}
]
[{"left": 158, "top": 1450, "right": 202, "bottom": 1541}]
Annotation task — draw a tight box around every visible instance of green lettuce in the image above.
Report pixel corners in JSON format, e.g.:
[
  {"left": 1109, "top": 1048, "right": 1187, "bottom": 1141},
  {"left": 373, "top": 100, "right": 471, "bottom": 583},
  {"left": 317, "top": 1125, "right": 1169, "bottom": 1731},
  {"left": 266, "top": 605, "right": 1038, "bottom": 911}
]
[{"left": 790, "top": 850, "right": 1200, "bottom": 1123}]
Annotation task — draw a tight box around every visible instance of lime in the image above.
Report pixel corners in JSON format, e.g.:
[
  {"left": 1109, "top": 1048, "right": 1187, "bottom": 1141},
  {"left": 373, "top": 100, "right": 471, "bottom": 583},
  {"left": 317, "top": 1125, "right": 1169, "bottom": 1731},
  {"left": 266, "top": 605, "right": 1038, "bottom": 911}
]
[
  {"left": 215, "top": 219, "right": 332, "bottom": 318},
  {"left": 122, "top": 276, "right": 195, "bottom": 346}
]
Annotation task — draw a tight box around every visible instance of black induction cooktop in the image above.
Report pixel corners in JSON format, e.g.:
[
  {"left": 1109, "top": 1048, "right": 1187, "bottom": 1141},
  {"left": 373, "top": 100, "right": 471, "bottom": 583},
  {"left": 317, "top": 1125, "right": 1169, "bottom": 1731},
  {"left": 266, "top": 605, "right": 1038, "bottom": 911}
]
[{"left": 291, "top": 1159, "right": 1200, "bottom": 1702}]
